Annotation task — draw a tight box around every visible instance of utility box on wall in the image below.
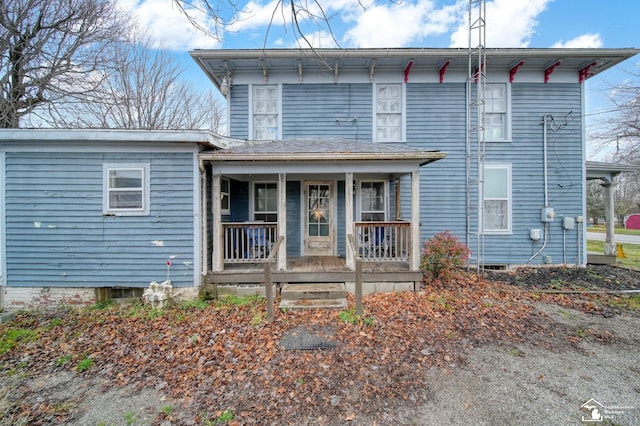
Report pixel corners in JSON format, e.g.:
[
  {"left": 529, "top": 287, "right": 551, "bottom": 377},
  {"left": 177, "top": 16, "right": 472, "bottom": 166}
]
[
  {"left": 563, "top": 216, "right": 575, "bottom": 230},
  {"left": 530, "top": 229, "right": 542, "bottom": 241}
]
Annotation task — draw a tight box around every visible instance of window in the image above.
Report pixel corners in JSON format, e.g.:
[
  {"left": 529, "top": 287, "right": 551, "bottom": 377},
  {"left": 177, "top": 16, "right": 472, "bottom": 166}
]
[
  {"left": 360, "top": 181, "right": 385, "bottom": 221},
  {"left": 221, "top": 177, "right": 230, "bottom": 214},
  {"left": 254, "top": 182, "right": 277, "bottom": 222},
  {"left": 483, "top": 84, "right": 509, "bottom": 141},
  {"left": 375, "top": 84, "right": 403, "bottom": 141},
  {"left": 252, "top": 85, "right": 278, "bottom": 140},
  {"left": 483, "top": 164, "right": 511, "bottom": 233},
  {"left": 103, "top": 163, "right": 150, "bottom": 216}
]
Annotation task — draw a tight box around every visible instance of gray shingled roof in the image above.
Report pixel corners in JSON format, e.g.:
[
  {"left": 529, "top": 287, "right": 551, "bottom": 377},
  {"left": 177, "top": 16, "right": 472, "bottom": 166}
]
[
  {"left": 222, "top": 138, "right": 433, "bottom": 154},
  {"left": 200, "top": 138, "right": 446, "bottom": 165}
]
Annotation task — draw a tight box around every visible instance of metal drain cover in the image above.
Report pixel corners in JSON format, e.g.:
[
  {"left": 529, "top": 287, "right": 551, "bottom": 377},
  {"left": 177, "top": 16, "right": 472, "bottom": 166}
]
[{"left": 280, "top": 325, "right": 337, "bottom": 351}]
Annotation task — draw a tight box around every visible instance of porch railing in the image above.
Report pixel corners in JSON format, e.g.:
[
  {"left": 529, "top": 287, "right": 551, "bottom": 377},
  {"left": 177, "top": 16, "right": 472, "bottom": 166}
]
[
  {"left": 223, "top": 222, "right": 278, "bottom": 263},
  {"left": 354, "top": 221, "right": 411, "bottom": 262}
]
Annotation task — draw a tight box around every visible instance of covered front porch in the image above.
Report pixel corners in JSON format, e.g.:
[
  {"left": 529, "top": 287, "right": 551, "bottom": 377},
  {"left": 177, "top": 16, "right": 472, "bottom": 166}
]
[{"left": 199, "top": 139, "right": 446, "bottom": 287}]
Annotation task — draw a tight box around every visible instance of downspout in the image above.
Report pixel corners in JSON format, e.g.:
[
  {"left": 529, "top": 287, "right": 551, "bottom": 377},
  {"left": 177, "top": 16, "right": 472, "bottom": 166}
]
[{"left": 199, "top": 159, "right": 208, "bottom": 278}]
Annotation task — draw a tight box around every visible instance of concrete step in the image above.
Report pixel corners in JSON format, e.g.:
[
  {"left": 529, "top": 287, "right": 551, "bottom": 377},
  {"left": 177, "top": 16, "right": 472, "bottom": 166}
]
[
  {"left": 280, "top": 283, "right": 347, "bottom": 300},
  {"left": 279, "top": 298, "right": 348, "bottom": 310}
]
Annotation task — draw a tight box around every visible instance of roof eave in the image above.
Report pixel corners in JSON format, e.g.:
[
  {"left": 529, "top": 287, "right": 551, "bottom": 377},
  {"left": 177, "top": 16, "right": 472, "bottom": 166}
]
[{"left": 199, "top": 151, "right": 448, "bottom": 163}]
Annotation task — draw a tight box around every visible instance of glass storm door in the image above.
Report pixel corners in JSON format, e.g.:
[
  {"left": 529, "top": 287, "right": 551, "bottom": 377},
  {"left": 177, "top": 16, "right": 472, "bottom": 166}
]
[{"left": 304, "top": 182, "right": 334, "bottom": 256}]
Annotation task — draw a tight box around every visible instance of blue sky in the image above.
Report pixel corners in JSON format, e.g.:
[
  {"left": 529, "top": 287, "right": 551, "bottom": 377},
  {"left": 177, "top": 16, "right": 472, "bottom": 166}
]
[{"left": 118, "top": 0, "right": 639, "bottom": 155}]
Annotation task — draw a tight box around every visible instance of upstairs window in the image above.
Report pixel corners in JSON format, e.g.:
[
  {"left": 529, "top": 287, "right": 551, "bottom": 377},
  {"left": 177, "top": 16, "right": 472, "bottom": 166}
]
[
  {"left": 483, "top": 164, "right": 511, "bottom": 233},
  {"left": 483, "top": 84, "right": 509, "bottom": 141},
  {"left": 375, "top": 84, "right": 403, "bottom": 142},
  {"left": 103, "top": 163, "right": 150, "bottom": 216},
  {"left": 252, "top": 85, "right": 278, "bottom": 140},
  {"left": 360, "top": 181, "right": 386, "bottom": 221},
  {"left": 254, "top": 182, "right": 278, "bottom": 222}
]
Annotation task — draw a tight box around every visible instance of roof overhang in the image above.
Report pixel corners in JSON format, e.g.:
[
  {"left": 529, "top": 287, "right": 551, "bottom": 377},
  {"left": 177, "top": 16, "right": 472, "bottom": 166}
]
[
  {"left": 0, "top": 129, "right": 244, "bottom": 150},
  {"left": 200, "top": 138, "right": 447, "bottom": 167},
  {"left": 587, "top": 160, "right": 639, "bottom": 183},
  {"left": 190, "top": 47, "right": 640, "bottom": 91}
]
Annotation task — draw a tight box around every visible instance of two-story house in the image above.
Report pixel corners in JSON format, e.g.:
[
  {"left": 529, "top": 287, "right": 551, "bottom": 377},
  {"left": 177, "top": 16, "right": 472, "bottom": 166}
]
[
  {"left": 191, "top": 48, "right": 638, "bottom": 287},
  {"left": 0, "top": 47, "right": 637, "bottom": 310}
]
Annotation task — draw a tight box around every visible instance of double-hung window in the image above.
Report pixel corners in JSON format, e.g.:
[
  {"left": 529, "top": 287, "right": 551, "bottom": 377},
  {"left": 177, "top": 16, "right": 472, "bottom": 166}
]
[
  {"left": 252, "top": 85, "right": 279, "bottom": 140},
  {"left": 483, "top": 164, "right": 511, "bottom": 233},
  {"left": 360, "top": 181, "right": 386, "bottom": 221},
  {"left": 254, "top": 182, "right": 277, "bottom": 222},
  {"left": 483, "top": 83, "right": 509, "bottom": 141},
  {"left": 375, "top": 84, "right": 403, "bottom": 142},
  {"left": 103, "top": 163, "right": 150, "bottom": 216}
]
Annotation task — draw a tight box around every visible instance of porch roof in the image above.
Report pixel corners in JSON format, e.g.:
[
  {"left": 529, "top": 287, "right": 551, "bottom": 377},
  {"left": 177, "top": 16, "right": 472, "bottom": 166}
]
[
  {"left": 586, "top": 160, "right": 639, "bottom": 183},
  {"left": 199, "top": 138, "right": 447, "bottom": 166}
]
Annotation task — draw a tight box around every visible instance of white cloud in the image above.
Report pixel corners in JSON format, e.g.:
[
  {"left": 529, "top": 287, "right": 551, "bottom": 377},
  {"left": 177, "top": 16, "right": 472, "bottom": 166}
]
[
  {"left": 343, "top": 0, "right": 459, "bottom": 47},
  {"left": 551, "top": 33, "right": 603, "bottom": 48},
  {"left": 117, "top": 0, "right": 220, "bottom": 50},
  {"left": 450, "top": 0, "right": 552, "bottom": 48}
]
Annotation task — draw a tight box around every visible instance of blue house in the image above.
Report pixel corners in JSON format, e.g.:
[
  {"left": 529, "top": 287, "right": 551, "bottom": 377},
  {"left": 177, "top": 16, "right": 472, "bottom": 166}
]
[
  {"left": 191, "top": 47, "right": 638, "bottom": 281},
  {"left": 0, "top": 47, "right": 638, "bottom": 310}
]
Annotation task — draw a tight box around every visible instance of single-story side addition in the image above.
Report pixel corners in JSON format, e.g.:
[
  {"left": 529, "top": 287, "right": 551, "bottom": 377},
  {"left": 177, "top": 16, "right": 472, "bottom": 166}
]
[{"left": 0, "top": 129, "right": 239, "bottom": 310}]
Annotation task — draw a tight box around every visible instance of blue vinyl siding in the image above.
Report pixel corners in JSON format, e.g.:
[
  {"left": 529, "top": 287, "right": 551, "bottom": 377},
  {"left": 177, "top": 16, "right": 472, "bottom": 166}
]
[
  {"left": 336, "top": 181, "right": 345, "bottom": 257},
  {"left": 283, "top": 84, "right": 372, "bottom": 140},
  {"left": 5, "top": 151, "right": 197, "bottom": 287},
  {"left": 230, "top": 85, "right": 249, "bottom": 139},
  {"left": 406, "top": 82, "right": 582, "bottom": 265},
  {"left": 286, "top": 181, "right": 301, "bottom": 256},
  {"left": 406, "top": 82, "right": 468, "bottom": 242}
]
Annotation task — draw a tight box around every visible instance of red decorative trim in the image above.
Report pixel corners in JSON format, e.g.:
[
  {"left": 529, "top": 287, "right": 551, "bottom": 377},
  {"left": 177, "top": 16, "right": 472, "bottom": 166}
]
[
  {"left": 544, "top": 61, "right": 562, "bottom": 83},
  {"left": 404, "top": 60, "right": 413, "bottom": 83},
  {"left": 509, "top": 60, "right": 525, "bottom": 83},
  {"left": 579, "top": 62, "right": 598, "bottom": 83},
  {"left": 439, "top": 60, "right": 450, "bottom": 83}
]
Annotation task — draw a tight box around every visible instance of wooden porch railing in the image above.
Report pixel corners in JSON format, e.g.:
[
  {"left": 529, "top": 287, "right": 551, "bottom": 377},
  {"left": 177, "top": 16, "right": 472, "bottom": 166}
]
[
  {"left": 354, "top": 221, "right": 411, "bottom": 262},
  {"left": 223, "top": 222, "right": 277, "bottom": 263}
]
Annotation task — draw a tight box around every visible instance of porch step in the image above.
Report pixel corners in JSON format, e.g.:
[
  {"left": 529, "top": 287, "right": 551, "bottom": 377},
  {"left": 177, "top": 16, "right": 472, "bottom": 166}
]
[{"left": 279, "top": 283, "right": 347, "bottom": 309}]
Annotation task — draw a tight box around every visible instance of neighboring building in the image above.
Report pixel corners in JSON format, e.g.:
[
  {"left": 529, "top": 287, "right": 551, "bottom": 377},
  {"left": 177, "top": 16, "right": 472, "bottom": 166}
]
[{"left": 625, "top": 214, "right": 640, "bottom": 230}]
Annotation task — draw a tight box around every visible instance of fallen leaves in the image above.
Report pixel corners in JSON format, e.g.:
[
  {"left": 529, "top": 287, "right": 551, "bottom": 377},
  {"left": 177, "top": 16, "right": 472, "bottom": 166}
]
[{"left": 0, "top": 272, "right": 626, "bottom": 424}]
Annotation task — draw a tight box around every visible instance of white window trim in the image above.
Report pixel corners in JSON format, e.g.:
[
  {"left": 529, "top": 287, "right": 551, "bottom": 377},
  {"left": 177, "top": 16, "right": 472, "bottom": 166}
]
[
  {"left": 249, "top": 84, "right": 282, "bottom": 140},
  {"left": 220, "top": 177, "right": 230, "bottom": 214},
  {"left": 483, "top": 83, "right": 512, "bottom": 142},
  {"left": 482, "top": 163, "right": 512, "bottom": 235},
  {"left": 373, "top": 82, "right": 406, "bottom": 142},
  {"left": 251, "top": 181, "right": 278, "bottom": 220},
  {"left": 357, "top": 180, "right": 388, "bottom": 221},
  {"left": 103, "top": 163, "right": 150, "bottom": 216}
]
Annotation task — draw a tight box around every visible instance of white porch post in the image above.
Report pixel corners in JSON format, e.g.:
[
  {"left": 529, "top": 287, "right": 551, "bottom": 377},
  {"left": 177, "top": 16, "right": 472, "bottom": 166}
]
[
  {"left": 345, "top": 172, "right": 354, "bottom": 270},
  {"left": 212, "top": 174, "right": 223, "bottom": 272},
  {"left": 603, "top": 181, "right": 616, "bottom": 256},
  {"left": 410, "top": 170, "right": 421, "bottom": 271},
  {"left": 278, "top": 173, "right": 287, "bottom": 270}
]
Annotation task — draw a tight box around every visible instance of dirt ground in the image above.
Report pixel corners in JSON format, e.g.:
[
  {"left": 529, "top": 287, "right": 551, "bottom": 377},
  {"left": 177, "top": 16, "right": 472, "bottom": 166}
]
[{"left": 1, "top": 264, "right": 639, "bottom": 425}]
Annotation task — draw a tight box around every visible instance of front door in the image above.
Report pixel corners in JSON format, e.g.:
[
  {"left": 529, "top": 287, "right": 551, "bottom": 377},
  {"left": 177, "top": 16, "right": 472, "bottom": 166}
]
[{"left": 304, "top": 181, "right": 334, "bottom": 256}]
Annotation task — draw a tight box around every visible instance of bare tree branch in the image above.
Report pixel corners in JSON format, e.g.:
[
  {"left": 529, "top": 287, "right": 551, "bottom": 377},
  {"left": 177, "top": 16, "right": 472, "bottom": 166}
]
[{"left": 0, "top": 0, "right": 131, "bottom": 128}]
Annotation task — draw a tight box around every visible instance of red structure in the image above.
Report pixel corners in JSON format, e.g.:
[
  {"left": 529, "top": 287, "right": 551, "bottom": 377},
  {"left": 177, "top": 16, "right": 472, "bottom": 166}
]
[{"left": 624, "top": 213, "right": 640, "bottom": 230}]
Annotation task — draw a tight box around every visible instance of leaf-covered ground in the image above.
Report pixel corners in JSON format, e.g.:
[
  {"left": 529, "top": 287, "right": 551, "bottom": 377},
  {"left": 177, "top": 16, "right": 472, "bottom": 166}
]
[{"left": 1, "top": 266, "right": 639, "bottom": 425}]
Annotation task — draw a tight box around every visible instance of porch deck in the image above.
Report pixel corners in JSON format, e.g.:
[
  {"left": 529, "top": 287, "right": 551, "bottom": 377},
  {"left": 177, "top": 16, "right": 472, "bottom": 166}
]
[{"left": 204, "top": 256, "right": 423, "bottom": 287}]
